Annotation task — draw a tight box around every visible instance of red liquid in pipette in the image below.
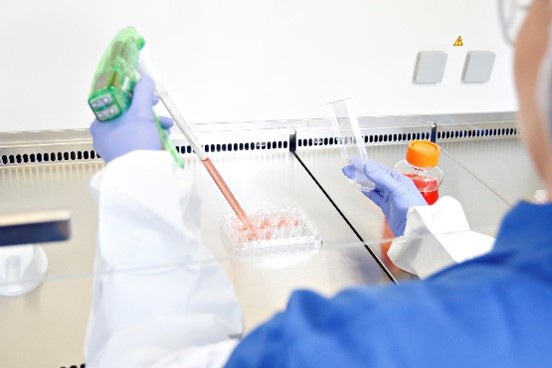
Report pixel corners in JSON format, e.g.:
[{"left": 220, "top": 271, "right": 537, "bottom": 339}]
[{"left": 201, "top": 158, "right": 250, "bottom": 226}]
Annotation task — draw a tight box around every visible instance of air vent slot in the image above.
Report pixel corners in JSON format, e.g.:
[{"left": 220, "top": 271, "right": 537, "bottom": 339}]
[
  {"left": 0, "top": 129, "right": 292, "bottom": 167},
  {"left": 1, "top": 150, "right": 98, "bottom": 165},
  {"left": 296, "top": 131, "right": 432, "bottom": 148},
  {"left": 436, "top": 127, "right": 518, "bottom": 140}
]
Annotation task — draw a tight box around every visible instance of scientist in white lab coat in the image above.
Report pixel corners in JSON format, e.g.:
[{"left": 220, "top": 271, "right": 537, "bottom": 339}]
[{"left": 85, "top": 1, "right": 552, "bottom": 367}]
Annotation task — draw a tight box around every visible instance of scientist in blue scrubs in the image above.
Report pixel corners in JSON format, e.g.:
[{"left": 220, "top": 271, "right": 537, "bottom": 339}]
[{"left": 85, "top": 1, "right": 552, "bottom": 367}]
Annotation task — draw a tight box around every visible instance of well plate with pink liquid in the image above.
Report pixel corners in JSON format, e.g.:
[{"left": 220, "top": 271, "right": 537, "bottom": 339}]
[{"left": 221, "top": 208, "right": 322, "bottom": 255}]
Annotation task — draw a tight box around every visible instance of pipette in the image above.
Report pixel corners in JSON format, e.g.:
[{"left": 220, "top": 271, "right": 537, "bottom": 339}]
[
  {"left": 138, "top": 52, "right": 250, "bottom": 226},
  {"left": 88, "top": 26, "right": 249, "bottom": 226}
]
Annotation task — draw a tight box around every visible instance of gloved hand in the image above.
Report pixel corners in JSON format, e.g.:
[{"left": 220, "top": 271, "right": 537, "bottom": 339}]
[
  {"left": 90, "top": 75, "right": 174, "bottom": 163},
  {"left": 342, "top": 158, "right": 427, "bottom": 236}
]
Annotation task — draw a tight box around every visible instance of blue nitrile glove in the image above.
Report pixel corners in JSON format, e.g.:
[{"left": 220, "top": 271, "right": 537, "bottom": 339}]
[
  {"left": 342, "top": 158, "right": 426, "bottom": 236},
  {"left": 90, "top": 75, "right": 174, "bottom": 163}
]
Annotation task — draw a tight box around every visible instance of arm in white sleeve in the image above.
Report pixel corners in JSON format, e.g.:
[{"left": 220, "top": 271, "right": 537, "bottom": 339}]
[
  {"left": 85, "top": 151, "right": 242, "bottom": 368},
  {"left": 388, "top": 196, "right": 495, "bottom": 279}
]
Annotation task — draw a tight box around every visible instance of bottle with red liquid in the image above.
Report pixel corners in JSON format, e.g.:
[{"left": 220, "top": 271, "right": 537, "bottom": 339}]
[
  {"left": 381, "top": 140, "right": 443, "bottom": 274},
  {"left": 394, "top": 140, "right": 443, "bottom": 205}
]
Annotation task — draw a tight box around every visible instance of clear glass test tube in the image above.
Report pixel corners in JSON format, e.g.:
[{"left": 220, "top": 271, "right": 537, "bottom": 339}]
[{"left": 327, "top": 97, "right": 375, "bottom": 191}]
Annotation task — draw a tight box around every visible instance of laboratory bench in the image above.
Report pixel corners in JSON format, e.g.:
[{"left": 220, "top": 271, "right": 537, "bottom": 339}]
[{"left": 0, "top": 112, "right": 541, "bottom": 367}]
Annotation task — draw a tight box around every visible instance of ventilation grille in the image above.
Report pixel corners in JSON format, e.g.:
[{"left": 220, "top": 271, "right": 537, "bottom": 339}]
[
  {"left": 1, "top": 149, "right": 99, "bottom": 165},
  {"left": 297, "top": 131, "right": 433, "bottom": 148},
  {"left": 294, "top": 120, "right": 519, "bottom": 150},
  {"left": 0, "top": 115, "right": 519, "bottom": 167},
  {"left": 436, "top": 126, "right": 518, "bottom": 140},
  {"left": 0, "top": 129, "right": 292, "bottom": 168},
  {"left": 199, "top": 140, "right": 288, "bottom": 153}
]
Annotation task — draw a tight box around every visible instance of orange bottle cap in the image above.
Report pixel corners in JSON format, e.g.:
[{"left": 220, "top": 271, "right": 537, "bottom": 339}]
[{"left": 405, "top": 140, "right": 441, "bottom": 167}]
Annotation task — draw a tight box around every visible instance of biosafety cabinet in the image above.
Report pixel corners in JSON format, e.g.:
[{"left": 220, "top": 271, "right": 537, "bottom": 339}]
[
  {"left": 0, "top": 1, "right": 535, "bottom": 365},
  {"left": 0, "top": 112, "right": 541, "bottom": 367}
]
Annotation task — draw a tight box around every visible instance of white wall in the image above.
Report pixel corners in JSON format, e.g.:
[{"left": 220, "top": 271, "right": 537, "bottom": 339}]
[{"left": 0, "top": 0, "right": 516, "bottom": 132}]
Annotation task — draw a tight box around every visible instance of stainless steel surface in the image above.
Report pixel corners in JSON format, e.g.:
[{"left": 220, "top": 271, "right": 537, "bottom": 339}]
[
  {"left": 0, "top": 209, "right": 71, "bottom": 246},
  {"left": 189, "top": 151, "right": 390, "bottom": 330},
  {"left": 440, "top": 138, "right": 543, "bottom": 204},
  {"left": 0, "top": 163, "right": 99, "bottom": 368},
  {"left": 0, "top": 150, "right": 388, "bottom": 367}
]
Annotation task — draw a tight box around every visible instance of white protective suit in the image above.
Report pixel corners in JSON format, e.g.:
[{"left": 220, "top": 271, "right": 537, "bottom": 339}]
[
  {"left": 85, "top": 150, "right": 494, "bottom": 367},
  {"left": 85, "top": 151, "right": 241, "bottom": 368},
  {"left": 389, "top": 196, "right": 495, "bottom": 279}
]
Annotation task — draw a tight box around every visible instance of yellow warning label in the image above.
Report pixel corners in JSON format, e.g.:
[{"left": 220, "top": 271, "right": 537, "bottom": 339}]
[{"left": 453, "top": 36, "right": 463, "bottom": 47}]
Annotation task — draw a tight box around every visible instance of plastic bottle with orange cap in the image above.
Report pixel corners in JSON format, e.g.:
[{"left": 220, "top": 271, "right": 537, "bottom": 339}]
[
  {"left": 381, "top": 140, "right": 443, "bottom": 274},
  {"left": 394, "top": 140, "right": 443, "bottom": 205}
]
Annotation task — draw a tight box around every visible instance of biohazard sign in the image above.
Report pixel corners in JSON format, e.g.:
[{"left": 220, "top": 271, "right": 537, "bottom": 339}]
[{"left": 453, "top": 36, "right": 463, "bottom": 46}]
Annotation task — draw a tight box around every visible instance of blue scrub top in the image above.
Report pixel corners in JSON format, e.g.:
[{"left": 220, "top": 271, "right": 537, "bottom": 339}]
[{"left": 226, "top": 202, "right": 552, "bottom": 368}]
